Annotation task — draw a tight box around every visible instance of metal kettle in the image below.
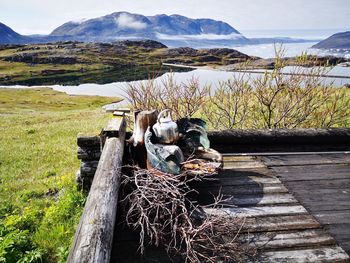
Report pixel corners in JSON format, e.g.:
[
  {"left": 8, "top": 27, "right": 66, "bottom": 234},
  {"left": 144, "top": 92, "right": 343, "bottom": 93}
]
[{"left": 152, "top": 109, "right": 179, "bottom": 144}]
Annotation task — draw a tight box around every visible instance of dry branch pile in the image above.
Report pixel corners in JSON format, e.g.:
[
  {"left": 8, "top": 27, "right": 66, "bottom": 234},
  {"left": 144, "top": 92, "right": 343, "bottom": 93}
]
[{"left": 119, "top": 167, "right": 254, "bottom": 262}]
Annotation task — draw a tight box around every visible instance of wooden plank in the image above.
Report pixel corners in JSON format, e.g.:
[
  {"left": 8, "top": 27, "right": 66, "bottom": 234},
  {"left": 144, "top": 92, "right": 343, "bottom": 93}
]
[
  {"left": 286, "top": 179, "right": 350, "bottom": 191},
  {"left": 204, "top": 205, "right": 308, "bottom": 218},
  {"left": 242, "top": 214, "right": 321, "bottom": 232},
  {"left": 223, "top": 156, "right": 257, "bottom": 162},
  {"left": 218, "top": 167, "right": 275, "bottom": 178},
  {"left": 224, "top": 161, "right": 266, "bottom": 169},
  {"left": 197, "top": 193, "right": 297, "bottom": 206},
  {"left": 196, "top": 176, "right": 281, "bottom": 187},
  {"left": 113, "top": 111, "right": 126, "bottom": 117},
  {"left": 246, "top": 229, "right": 336, "bottom": 250},
  {"left": 291, "top": 191, "right": 350, "bottom": 203},
  {"left": 77, "top": 133, "right": 101, "bottom": 148},
  {"left": 256, "top": 246, "right": 349, "bottom": 263},
  {"left": 304, "top": 203, "right": 350, "bottom": 213},
  {"left": 102, "top": 117, "right": 126, "bottom": 138},
  {"left": 326, "top": 224, "right": 350, "bottom": 241},
  {"left": 103, "top": 103, "right": 130, "bottom": 113},
  {"left": 196, "top": 183, "right": 289, "bottom": 195},
  {"left": 277, "top": 172, "right": 350, "bottom": 182},
  {"left": 271, "top": 163, "right": 350, "bottom": 174},
  {"left": 313, "top": 211, "right": 350, "bottom": 225},
  {"left": 77, "top": 146, "right": 101, "bottom": 160},
  {"left": 262, "top": 154, "right": 350, "bottom": 167},
  {"left": 68, "top": 117, "right": 126, "bottom": 263}
]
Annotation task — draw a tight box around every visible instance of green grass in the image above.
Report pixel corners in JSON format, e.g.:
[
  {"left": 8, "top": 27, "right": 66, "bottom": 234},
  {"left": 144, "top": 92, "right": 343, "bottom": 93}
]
[{"left": 0, "top": 88, "right": 117, "bottom": 262}]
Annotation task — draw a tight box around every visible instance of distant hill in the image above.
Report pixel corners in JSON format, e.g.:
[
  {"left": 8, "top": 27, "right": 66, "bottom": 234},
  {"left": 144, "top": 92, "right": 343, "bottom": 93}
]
[
  {"left": 0, "top": 22, "right": 29, "bottom": 44},
  {"left": 312, "top": 31, "right": 350, "bottom": 50}
]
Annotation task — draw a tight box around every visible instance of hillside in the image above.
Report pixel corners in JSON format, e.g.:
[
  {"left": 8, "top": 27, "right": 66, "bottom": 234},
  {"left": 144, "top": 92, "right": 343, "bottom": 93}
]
[
  {"left": 0, "top": 40, "right": 254, "bottom": 85},
  {"left": 0, "top": 22, "right": 30, "bottom": 44},
  {"left": 313, "top": 31, "right": 350, "bottom": 50}
]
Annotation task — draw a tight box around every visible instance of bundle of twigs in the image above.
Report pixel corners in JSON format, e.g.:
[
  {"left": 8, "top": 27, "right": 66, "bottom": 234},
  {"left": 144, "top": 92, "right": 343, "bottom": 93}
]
[{"left": 119, "top": 167, "right": 253, "bottom": 262}]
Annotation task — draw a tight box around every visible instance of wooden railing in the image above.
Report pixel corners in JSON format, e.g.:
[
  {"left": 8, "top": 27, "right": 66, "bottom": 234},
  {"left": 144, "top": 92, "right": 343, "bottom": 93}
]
[{"left": 67, "top": 115, "right": 126, "bottom": 263}]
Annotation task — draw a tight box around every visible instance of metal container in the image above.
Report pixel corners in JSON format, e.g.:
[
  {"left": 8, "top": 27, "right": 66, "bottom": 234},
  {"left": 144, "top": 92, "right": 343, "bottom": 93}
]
[{"left": 152, "top": 109, "right": 179, "bottom": 144}]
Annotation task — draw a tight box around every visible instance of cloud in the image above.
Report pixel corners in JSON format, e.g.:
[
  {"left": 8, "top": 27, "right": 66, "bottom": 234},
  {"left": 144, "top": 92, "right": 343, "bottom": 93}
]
[
  {"left": 115, "top": 13, "right": 147, "bottom": 30},
  {"left": 156, "top": 32, "right": 243, "bottom": 40}
]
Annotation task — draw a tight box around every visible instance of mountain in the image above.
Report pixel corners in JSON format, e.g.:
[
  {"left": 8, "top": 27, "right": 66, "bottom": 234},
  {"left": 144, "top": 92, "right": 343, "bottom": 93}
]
[
  {"left": 0, "top": 22, "right": 30, "bottom": 44},
  {"left": 0, "top": 13, "right": 317, "bottom": 48},
  {"left": 49, "top": 12, "right": 248, "bottom": 46},
  {"left": 312, "top": 31, "right": 350, "bottom": 50}
]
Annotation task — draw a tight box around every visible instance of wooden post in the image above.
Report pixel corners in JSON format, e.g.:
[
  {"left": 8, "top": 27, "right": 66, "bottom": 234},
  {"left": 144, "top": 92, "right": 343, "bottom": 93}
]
[{"left": 67, "top": 116, "right": 126, "bottom": 263}]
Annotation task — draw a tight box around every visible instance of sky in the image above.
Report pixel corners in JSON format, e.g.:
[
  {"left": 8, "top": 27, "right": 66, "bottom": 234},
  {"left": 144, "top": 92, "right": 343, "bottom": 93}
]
[{"left": 0, "top": 0, "right": 349, "bottom": 35}]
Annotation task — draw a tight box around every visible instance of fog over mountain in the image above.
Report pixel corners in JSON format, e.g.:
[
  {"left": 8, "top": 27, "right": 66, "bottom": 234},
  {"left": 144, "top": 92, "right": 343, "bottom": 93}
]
[{"left": 0, "top": 12, "right": 316, "bottom": 47}]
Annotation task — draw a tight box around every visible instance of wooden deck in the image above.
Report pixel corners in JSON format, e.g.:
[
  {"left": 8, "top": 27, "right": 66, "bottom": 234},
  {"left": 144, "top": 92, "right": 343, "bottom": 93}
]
[
  {"left": 261, "top": 153, "right": 350, "bottom": 256},
  {"left": 111, "top": 153, "right": 350, "bottom": 262}
]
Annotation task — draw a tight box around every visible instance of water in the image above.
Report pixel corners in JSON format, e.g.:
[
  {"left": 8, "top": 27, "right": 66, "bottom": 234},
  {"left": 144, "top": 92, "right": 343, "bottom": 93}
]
[
  {"left": 3, "top": 66, "right": 349, "bottom": 100},
  {"left": 233, "top": 42, "right": 350, "bottom": 59},
  {"left": 240, "top": 29, "right": 345, "bottom": 41},
  {"left": 233, "top": 29, "right": 350, "bottom": 59},
  {"left": 2, "top": 29, "right": 350, "bottom": 98}
]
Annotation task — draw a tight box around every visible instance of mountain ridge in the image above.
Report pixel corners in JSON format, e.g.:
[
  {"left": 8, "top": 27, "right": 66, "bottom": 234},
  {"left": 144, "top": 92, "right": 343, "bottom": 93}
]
[
  {"left": 312, "top": 31, "right": 350, "bottom": 50},
  {"left": 0, "top": 12, "right": 316, "bottom": 47}
]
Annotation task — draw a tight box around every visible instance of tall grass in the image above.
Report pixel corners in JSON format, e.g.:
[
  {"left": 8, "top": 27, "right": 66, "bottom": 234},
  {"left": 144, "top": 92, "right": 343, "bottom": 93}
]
[{"left": 0, "top": 88, "right": 115, "bottom": 262}]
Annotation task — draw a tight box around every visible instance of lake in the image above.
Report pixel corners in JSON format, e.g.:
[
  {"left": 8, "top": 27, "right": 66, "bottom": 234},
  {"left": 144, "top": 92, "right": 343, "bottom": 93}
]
[{"left": 3, "top": 66, "right": 349, "bottom": 103}]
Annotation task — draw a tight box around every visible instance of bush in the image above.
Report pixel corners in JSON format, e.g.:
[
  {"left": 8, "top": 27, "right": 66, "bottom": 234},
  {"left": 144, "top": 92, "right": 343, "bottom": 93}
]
[{"left": 125, "top": 49, "right": 349, "bottom": 129}]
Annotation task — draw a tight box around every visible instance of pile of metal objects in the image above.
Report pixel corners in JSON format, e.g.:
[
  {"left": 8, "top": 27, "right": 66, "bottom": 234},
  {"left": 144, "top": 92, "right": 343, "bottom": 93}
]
[{"left": 128, "top": 109, "right": 222, "bottom": 175}]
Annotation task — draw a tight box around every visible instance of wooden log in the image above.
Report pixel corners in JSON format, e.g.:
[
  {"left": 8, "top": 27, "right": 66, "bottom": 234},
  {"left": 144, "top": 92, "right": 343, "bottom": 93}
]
[
  {"left": 127, "top": 110, "right": 158, "bottom": 168},
  {"left": 209, "top": 128, "right": 350, "bottom": 146},
  {"left": 208, "top": 128, "right": 350, "bottom": 153},
  {"left": 77, "top": 147, "right": 101, "bottom": 160},
  {"left": 103, "top": 117, "right": 126, "bottom": 138},
  {"left": 128, "top": 110, "right": 158, "bottom": 146},
  {"left": 77, "top": 133, "right": 101, "bottom": 148},
  {"left": 68, "top": 116, "right": 126, "bottom": 263}
]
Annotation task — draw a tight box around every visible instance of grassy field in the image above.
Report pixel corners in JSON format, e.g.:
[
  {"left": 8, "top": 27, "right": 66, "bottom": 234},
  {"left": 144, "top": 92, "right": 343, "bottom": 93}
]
[{"left": 0, "top": 88, "right": 117, "bottom": 262}]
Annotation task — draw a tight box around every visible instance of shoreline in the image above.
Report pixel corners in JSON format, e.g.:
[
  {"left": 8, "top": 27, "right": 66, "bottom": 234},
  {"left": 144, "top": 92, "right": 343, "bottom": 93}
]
[{"left": 162, "top": 62, "right": 350, "bottom": 79}]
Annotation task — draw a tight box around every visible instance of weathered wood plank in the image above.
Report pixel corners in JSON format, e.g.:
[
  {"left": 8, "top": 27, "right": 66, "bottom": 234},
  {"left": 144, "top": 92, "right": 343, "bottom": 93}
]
[
  {"left": 196, "top": 176, "right": 281, "bottom": 187},
  {"left": 197, "top": 183, "right": 289, "bottom": 195},
  {"left": 261, "top": 154, "right": 350, "bottom": 167},
  {"left": 103, "top": 117, "right": 126, "bottom": 138},
  {"left": 77, "top": 146, "right": 101, "bottom": 160},
  {"left": 223, "top": 156, "right": 257, "bottom": 162},
  {"left": 276, "top": 172, "right": 350, "bottom": 182},
  {"left": 77, "top": 133, "right": 101, "bottom": 148},
  {"left": 218, "top": 167, "right": 276, "bottom": 178},
  {"left": 271, "top": 163, "right": 350, "bottom": 174},
  {"left": 246, "top": 229, "right": 336, "bottom": 250},
  {"left": 208, "top": 128, "right": 350, "bottom": 147},
  {"left": 242, "top": 214, "right": 321, "bottom": 232},
  {"left": 204, "top": 205, "right": 308, "bottom": 218},
  {"left": 224, "top": 161, "right": 266, "bottom": 169},
  {"left": 197, "top": 193, "right": 297, "bottom": 206},
  {"left": 68, "top": 117, "right": 126, "bottom": 263},
  {"left": 313, "top": 211, "right": 350, "bottom": 225},
  {"left": 286, "top": 179, "right": 350, "bottom": 191},
  {"left": 256, "top": 246, "right": 350, "bottom": 263}
]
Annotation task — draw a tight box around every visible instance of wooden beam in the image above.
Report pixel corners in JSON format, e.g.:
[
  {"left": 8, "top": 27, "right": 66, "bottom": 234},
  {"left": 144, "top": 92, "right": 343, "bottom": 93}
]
[
  {"left": 102, "top": 117, "right": 126, "bottom": 138},
  {"left": 68, "top": 116, "right": 126, "bottom": 263}
]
